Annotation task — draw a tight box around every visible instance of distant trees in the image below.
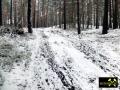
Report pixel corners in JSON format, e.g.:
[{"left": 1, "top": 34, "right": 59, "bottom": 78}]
[
  {"left": 0, "top": 0, "right": 120, "bottom": 34},
  {"left": 0, "top": 0, "right": 2, "bottom": 26},
  {"left": 102, "top": 0, "right": 119, "bottom": 34}
]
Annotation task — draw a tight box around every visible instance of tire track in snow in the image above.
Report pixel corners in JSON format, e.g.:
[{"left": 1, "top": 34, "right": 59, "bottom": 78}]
[
  {"left": 43, "top": 29, "right": 113, "bottom": 90},
  {"left": 49, "top": 29, "right": 120, "bottom": 76},
  {"left": 1, "top": 29, "right": 75, "bottom": 90},
  {"left": 25, "top": 29, "right": 67, "bottom": 90},
  {"left": 40, "top": 31, "right": 76, "bottom": 90},
  {"left": 47, "top": 29, "right": 120, "bottom": 89}
]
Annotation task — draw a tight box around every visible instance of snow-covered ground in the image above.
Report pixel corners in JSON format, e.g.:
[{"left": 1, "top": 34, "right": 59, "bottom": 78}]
[{"left": 0, "top": 27, "right": 120, "bottom": 90}]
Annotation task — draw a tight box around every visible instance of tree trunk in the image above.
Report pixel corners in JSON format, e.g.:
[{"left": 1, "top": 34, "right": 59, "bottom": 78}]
[
  {"left": 109, "top": 0, "right": 112, "bottom": 28},
  {"left": 0, "top": 0, "right": 2, "bottom": 26},
  {"left": 63, "top": 0, "right": 66, "bottom": 30},
  {"left": 10, "top": 0, "right": 13, "bottom": 25},
  {"left": 113, "top": 0, "right": 118, "bottom": 29},
  {"left": 27, "top": 0, "right": 32, "bottom": 33},
  {"left": 96, "top": 0, "right": 99, "bottom": 29},
  {"left": 32, "top": 0, "right": 36, "bottom": 28},
  {"left": 102, "top": 0, "right": 109, "bottom": 34},
  {"left": 77, "top": 0, "right": 81, "bottom": 34},
  {"left": 59, "top": 1, "right": 62, "bottom": 28},
  {"left": 14, "top": 0, "right": 17, "bottom": 27}
]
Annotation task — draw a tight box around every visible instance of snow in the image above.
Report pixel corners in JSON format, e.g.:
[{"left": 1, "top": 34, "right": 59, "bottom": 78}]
[
  {"left": 0, "top": 27, "right": 120, "bottom": 90},
  {"left": 45, "top": 29, "right": 108, "bottom": 90}
]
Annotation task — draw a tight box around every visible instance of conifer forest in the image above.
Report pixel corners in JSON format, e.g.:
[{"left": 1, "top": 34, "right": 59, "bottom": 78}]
[{"left": 0, "top": 0, "right": 120, "bottom": 90}]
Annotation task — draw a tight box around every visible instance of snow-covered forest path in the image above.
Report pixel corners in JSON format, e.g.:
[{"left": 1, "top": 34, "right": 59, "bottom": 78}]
[{"left": 0, "top": 28, "right": 120, "bottom": 90}]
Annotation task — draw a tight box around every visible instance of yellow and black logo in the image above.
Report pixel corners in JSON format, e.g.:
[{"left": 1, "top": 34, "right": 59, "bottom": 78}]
[{"left": 99, "top": 77, "right": 118, "bottom": 88}]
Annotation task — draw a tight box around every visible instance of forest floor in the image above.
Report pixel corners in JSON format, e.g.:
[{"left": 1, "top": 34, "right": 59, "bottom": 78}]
[{"left": 0, "top": 27, "right": 120, "bottom": 90}]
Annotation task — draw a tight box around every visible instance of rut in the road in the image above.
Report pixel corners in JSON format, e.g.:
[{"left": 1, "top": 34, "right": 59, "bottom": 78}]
[{"left": 40, "top": 31, "right": 77, "bottom": 90}]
